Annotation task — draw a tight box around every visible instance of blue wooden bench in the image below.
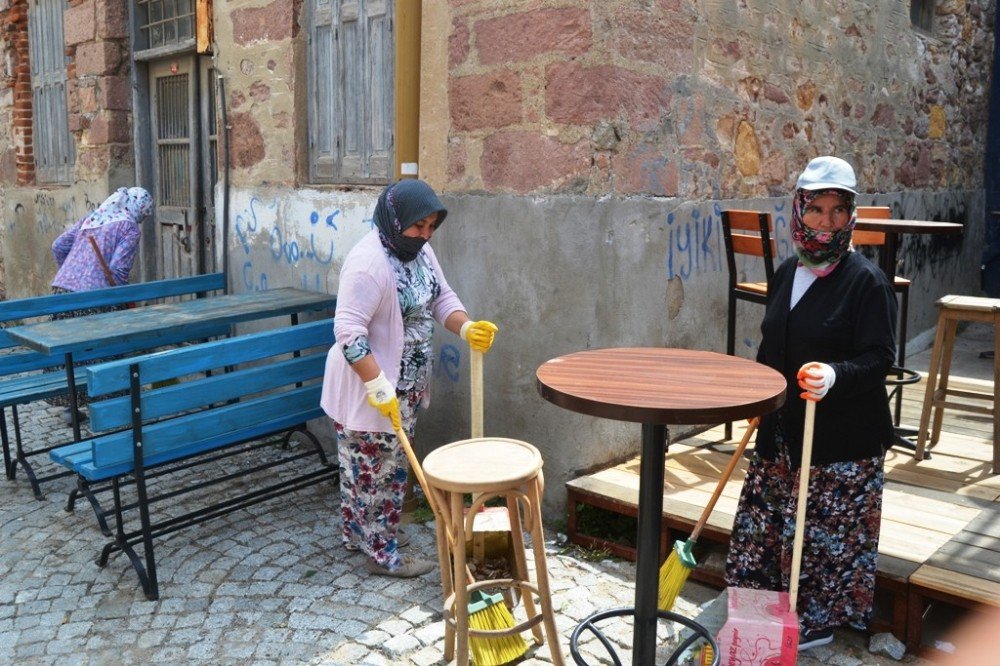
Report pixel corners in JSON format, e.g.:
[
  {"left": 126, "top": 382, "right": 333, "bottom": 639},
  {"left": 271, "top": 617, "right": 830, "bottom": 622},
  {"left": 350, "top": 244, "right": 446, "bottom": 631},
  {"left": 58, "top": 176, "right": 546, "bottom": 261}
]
[
  {"left": 0, "top": 273, "right": 227, "bottom": 498},
  {"left": 50, "top": 319, "right": 337, "bottom": 600}
]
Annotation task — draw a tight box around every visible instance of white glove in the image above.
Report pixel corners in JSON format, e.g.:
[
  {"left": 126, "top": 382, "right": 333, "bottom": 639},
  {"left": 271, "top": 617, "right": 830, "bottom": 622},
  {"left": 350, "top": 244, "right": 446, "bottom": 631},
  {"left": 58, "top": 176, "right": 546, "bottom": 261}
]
[
  {"left": 797, "top": 362, "right": 836, "bottom": 402},
  {"left": 364, "top": 371, "right": 401, "bottom": 429}
]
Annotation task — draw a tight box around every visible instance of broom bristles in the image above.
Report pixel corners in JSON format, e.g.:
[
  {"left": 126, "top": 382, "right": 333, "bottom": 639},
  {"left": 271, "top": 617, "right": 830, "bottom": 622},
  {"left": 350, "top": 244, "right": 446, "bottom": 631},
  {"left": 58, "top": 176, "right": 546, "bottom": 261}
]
[
  {"left": 658, "top": 541, "right": 696, "bottom": 611},
  {"left": 468, "top": 591, "right": 529, "bottom": 666}
]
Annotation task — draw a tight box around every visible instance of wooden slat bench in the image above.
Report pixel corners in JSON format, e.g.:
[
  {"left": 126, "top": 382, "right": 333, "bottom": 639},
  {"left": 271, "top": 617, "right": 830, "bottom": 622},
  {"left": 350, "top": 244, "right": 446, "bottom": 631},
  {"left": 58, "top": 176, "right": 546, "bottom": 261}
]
[
  {"left": 49, "top": 319, "right": 337, "bottom": 600},
  {"left": 0, "top": 273, "right": 227, "bottom": 497},
  {"left": 906, "top": 509, "right": 1000, "bottom": 655}
]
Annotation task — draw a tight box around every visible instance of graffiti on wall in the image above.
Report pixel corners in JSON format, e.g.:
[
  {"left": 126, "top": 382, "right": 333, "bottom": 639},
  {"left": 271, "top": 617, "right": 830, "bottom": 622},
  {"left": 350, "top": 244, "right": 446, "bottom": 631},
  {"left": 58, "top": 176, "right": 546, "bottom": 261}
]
[{"left": 233, "top": 193, "right": 375, "bottom": 293}]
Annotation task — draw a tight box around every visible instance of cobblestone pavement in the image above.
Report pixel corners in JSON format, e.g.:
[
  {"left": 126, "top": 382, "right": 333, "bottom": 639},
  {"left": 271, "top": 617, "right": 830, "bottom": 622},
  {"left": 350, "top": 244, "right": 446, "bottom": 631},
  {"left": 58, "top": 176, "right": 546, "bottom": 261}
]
[
  {"left": 2, "top": 275, "right": 994, "bottom": 665},
  {"left": 0, "top": 390, "right": 953, "bottom": 664}
]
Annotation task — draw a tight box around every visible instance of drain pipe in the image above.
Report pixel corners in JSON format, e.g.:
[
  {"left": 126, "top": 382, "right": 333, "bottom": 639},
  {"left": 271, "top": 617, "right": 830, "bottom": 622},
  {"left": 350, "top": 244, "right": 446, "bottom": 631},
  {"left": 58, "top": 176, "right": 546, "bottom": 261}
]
[{"left": 217, "top": 72, "right": 232, "bottom": 295}]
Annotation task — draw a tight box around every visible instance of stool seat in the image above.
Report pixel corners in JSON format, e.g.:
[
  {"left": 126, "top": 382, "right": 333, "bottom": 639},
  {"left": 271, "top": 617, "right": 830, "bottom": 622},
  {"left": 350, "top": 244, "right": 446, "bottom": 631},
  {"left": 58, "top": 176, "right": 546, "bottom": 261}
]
[
  {"left": 916, "top": 294, "right": 999, "bottom": 473},
  {"left": 423, "top": 437, "right": 543, "bottom": 492}
]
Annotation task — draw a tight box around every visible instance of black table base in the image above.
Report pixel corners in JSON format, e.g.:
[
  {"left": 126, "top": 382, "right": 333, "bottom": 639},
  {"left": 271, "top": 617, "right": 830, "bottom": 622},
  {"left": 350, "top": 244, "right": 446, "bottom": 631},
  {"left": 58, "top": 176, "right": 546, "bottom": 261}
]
[{"left": 569, "top": 607, "right": 719, "bottom": 666}]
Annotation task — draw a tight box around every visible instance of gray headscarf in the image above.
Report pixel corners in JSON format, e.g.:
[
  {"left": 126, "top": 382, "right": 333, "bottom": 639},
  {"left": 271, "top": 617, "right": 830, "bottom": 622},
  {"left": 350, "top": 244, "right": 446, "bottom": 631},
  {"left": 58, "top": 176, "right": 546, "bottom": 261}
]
[{"left": 373, "top": 180, "right": 448, "bottom": 262}]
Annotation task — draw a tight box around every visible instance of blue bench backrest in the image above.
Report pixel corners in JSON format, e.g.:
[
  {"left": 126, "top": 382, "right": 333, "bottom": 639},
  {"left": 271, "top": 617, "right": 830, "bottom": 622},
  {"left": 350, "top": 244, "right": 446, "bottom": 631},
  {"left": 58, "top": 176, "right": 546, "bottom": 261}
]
[
  {"left": 85, "top": 320, "right": 334, "bottom": 472},
  {"left": 0, "top": 273, "right": 226, "bottom": 375}
]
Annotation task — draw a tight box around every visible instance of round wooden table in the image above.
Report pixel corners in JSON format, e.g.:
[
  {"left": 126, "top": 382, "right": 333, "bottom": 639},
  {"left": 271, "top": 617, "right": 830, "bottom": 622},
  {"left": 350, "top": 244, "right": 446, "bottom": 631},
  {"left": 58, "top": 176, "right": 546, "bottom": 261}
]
[
  {"left": 537, "top": 348, "right": 786, "bottom": 665},
  {"left": 853, "top": 217, "right": 963, "bottom": 285}
]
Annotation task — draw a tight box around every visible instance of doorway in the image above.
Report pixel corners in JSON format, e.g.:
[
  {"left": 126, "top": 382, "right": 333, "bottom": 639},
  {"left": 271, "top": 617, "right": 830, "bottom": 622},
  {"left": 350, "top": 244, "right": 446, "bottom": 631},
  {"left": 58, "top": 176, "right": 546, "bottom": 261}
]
[{"left": 146, "top": 55, "right": 218, "bottom": 279}]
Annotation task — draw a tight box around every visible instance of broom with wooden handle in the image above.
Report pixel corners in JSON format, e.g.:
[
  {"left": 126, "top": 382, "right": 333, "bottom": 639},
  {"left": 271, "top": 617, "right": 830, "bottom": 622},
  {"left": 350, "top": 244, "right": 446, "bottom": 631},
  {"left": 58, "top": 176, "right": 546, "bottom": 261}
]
[
  {"left": 393, "top": 419, "right": 527, "bottom": 666},
  {"left": 789, "top": 399, "right": 816, "bottom": 617},
  {"left": 658, "top": 417, "right": 759, "bottom": 611}
]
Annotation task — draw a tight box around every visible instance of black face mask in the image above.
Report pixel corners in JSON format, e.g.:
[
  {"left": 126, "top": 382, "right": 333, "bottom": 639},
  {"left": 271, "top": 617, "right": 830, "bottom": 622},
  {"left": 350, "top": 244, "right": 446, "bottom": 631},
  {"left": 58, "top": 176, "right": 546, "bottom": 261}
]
[{"left": 393, "top": 235, "right": 427, "bottom": 262}]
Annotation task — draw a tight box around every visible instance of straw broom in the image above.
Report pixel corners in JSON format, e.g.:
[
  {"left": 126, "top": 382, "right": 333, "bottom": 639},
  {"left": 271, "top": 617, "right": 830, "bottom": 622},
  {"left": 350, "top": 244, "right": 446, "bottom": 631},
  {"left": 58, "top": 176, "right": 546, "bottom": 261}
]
[
  {"left": 658, "top": 418, "right": 759, "bottom": 611},
  {"left": 393, "top": 418, "right": 528, "bottom": 665}
]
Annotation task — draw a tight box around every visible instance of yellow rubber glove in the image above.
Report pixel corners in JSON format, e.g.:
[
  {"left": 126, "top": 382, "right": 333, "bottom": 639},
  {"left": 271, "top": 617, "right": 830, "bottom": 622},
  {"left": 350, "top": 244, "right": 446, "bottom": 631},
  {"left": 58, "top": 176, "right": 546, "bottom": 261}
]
[
  {"left": 460, "top": 320, "right": 499, "bottom": 353},
  {"left": 364, "top": 371, "right": 401, "bottom": 430}
]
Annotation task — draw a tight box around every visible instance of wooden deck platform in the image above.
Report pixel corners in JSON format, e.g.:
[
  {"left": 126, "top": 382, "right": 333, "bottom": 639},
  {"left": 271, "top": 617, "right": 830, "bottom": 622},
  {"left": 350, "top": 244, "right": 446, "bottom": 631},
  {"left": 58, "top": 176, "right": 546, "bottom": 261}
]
[{"left": 565, "top": 374, "right": 999, "bottom": 655}]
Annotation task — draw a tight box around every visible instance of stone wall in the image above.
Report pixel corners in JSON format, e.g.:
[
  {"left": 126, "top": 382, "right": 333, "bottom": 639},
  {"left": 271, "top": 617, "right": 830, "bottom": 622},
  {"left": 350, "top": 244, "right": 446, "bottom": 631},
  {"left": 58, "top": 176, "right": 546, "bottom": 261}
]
[
  {"left": 0, "top": 0, "right": 134, "bottom": 297},
  {"left": 439, "top": 1, "right": 992, "bottom": 199},
  {"left": 212, "top": 0, "right": 304, "bottom": 189}
]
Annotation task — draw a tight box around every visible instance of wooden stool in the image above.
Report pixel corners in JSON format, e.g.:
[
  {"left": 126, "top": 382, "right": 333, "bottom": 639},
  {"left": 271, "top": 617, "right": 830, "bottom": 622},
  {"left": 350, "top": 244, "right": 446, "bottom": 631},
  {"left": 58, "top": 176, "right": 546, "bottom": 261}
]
[
  {"left": 422, "top": 437, "right": 563, "bottom": 666},
  {"left": 916, "top": 295, "right": 1000, "bottom": 473}
]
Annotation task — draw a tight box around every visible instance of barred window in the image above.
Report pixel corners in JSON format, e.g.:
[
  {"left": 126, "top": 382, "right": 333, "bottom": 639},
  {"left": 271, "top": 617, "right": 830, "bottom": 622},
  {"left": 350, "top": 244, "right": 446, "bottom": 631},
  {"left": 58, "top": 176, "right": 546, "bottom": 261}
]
[
  {"left": 308, "top": 0, "right": 394, "bottom": 184},
  {"left": 28, "top": 0, "right": 74, "bottom": 183}
]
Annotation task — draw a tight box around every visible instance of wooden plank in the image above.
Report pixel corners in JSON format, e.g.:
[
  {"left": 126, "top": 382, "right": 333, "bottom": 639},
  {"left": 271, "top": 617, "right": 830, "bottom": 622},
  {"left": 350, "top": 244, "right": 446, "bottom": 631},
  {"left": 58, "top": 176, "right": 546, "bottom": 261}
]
[
  {"left": 87, "top": 320, "right": 333, "bottom": 394},
  {"left": 961, "top": 508, "right": 1000, "bottom": 536},
  {"left": 928, "top": 541, "right": 1000, "bottom": 582},
  {"left": 910, "top": 565, "right": 1000, "bottom": 607},
  {"left": 0, "top": 273, "right": 225, "bottom": 322},
  {"left": 8, "top": 288, "right": 335, "bottom": 355}
]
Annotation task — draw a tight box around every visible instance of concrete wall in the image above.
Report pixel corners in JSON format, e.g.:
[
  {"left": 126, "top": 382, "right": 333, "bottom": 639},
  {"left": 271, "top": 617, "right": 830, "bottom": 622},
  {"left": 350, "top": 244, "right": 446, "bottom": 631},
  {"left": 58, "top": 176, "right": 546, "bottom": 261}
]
[
  {"left": 220, "top": 181, "right": 983, "bottom": 519},
  {"left": 2, "top": 183, "right": 109, "bottom": 299}
]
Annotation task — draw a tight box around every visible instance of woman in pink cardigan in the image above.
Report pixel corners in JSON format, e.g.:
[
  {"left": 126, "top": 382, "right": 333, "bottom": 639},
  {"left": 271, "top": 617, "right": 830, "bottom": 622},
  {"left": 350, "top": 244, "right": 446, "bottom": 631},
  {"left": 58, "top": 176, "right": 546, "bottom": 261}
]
[{"left": 320, "top": 179, "right": 498, "bottom": 578}]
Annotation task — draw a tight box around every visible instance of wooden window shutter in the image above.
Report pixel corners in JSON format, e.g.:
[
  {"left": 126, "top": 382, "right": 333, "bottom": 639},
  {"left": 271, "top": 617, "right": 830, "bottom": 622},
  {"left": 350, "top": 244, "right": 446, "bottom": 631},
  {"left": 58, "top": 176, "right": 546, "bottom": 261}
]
[
  {"left": 309, "top": 0, "right": 393, "bottom": 184},
  {"left": 28, "top": 0, "right": 74, "bottom": 183}
]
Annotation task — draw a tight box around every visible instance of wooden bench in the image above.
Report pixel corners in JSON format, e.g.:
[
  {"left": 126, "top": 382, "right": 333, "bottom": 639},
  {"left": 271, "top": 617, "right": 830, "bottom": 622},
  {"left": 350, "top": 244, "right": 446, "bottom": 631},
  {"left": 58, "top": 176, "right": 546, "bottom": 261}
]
[
  {"left": 49, "top": 319, "right": 337, "bottom": 600},
  {"left": 0, "top": 273, "right": 228, "bottom": 497}
]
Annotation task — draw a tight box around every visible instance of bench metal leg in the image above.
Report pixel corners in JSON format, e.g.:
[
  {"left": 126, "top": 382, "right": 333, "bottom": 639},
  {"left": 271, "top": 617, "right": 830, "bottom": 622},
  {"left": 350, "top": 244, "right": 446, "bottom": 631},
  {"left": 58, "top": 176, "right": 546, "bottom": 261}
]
[
  {"left": 99, "top": 476, "right": 159, "bottom": 600},
  {"left": 10, "top": 405, "right": 46, "bottom": 500},
  {"left": 1, "top": 408, "right": 13, "bottom": 480},
  {"left": 67, "top": 476, "right": 114, "bottom": 537}
]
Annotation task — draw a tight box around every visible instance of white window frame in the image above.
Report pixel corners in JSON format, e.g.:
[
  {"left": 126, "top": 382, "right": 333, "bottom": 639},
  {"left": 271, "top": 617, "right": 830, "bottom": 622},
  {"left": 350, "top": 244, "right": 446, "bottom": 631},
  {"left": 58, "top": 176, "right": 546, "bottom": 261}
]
[{"left": 308, "top": 0, "right": 394, "bottom": 185}]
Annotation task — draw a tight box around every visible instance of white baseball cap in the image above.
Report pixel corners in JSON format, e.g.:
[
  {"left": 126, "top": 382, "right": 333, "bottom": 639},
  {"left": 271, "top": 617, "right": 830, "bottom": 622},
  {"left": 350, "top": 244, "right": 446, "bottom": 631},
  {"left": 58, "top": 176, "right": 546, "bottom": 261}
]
[{"left": 796, "top": 156, "right": 857, "bottom": 194}]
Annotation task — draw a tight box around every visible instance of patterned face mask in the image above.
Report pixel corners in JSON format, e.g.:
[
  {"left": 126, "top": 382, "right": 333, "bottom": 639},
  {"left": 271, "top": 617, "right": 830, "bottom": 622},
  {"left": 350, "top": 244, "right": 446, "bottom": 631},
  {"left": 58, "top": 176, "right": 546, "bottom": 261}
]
[{"left": 790, "top": 188, "right": 856, "bottom": 277}]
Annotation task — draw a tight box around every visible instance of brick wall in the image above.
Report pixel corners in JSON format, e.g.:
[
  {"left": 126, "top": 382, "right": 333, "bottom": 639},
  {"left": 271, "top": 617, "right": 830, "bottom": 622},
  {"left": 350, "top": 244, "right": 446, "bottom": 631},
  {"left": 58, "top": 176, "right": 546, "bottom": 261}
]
[
  {"left": 0, "top": 0, "right": 134, "bottom": 186},
  {"left": 1, "top": 0, "right": 32, "bottom": 185},
  {"left": 444, "top": 1, "right": 994, "bottom": 199}
]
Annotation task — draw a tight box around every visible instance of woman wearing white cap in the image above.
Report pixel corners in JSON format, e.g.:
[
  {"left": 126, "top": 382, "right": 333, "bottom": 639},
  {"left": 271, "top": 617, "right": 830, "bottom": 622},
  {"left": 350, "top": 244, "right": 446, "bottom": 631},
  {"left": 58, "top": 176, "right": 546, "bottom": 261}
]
[{"left": 724, "top": 156, "right": 897, "bottom": 650}]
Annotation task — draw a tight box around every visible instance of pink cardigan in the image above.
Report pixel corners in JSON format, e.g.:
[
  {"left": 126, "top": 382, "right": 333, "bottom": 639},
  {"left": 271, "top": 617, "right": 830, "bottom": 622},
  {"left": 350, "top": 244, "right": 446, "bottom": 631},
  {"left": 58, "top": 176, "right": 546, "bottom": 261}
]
[{"left": 320, "top": 230, "right": 466, "bottom": 432}]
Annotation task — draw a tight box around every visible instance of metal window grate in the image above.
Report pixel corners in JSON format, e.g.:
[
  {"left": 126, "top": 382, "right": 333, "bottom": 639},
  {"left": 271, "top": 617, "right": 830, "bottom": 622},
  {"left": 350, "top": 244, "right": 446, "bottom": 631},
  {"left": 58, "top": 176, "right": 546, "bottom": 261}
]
[
  {"left": 156, "top": 74, "right": 190, "bottom": 207},
  {"left": 137, "top": 0, "right": 195, "bottom": 49}
]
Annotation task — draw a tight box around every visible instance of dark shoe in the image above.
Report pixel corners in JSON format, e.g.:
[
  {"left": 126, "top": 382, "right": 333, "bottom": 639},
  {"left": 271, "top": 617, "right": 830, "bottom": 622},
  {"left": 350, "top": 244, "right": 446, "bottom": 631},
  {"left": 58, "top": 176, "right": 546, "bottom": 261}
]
[
  {"left": 365, "top": 556, "right": 434, "bottom": 578},
  {"left": 798, "top": 628, "right": 833, "bottom": 651}
]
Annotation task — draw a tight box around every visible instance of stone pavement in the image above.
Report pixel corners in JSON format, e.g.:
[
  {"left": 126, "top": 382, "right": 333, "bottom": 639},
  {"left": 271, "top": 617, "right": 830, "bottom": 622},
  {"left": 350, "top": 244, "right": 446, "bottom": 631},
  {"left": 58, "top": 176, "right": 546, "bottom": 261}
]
[{"left": 9, "top": 320, "right": 995, "bottom": 665}]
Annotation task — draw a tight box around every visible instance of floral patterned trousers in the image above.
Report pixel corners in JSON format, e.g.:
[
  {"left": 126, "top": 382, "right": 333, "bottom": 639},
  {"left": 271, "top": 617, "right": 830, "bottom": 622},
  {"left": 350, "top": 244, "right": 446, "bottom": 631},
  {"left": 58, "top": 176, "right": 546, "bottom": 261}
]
[
  {"left": 725, "top": 435, "right": 884, "bottom": 633},
  {"left": 334, "top": 390, "right": 423, "bottom": 570}
]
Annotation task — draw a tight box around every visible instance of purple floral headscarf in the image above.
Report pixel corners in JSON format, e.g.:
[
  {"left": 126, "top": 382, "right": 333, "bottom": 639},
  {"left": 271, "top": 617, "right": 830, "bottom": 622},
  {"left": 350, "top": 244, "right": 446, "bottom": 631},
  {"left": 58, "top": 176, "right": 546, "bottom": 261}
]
[
  {"left": 790, "top": 187, "right": 856, "bottom": 277},
  {"left": 81, "top": 187, "right": 153, "bottom": 230}
]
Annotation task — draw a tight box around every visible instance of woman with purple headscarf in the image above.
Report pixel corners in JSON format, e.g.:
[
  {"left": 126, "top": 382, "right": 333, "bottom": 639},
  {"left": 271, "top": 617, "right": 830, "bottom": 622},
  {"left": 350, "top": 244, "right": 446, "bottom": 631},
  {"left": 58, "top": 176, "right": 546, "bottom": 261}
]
[
  {"left": 724, "top": 157, "right": 897, "bottom": 650},
  {"left": 46, "top": 187, "right": 152, "bottom": 417},
  {"left": 320, "top": 179, "right": 499, "bottom": 578}
]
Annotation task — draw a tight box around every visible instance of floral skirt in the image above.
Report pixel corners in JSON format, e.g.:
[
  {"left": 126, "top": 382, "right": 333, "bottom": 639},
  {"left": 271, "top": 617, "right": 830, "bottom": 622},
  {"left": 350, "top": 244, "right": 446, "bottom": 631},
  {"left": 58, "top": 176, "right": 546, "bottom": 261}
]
[
  {"left": 335, "top": 388, "right": 424, "bottom": 571},
  {"left": 44, "top": 286, "right": 126, "bottom": 408},
  {"left": 725, "top": 429, "right": 884, "bottom": 632}
]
